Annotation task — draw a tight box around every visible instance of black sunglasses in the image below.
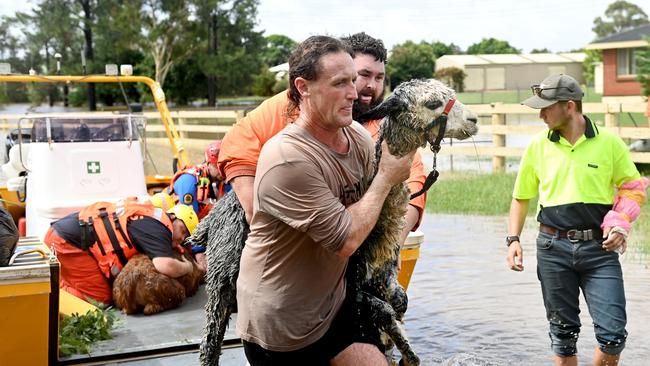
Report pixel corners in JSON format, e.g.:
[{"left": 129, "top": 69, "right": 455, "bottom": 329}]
[{"left": 531, "top": 84, "right": 574, "bottom": 99}]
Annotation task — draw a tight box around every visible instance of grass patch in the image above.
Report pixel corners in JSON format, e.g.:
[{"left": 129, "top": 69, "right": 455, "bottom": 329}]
[
  {"left": 425, "top": 172, "right": 650, "bottom": 253},
  {"left": 59, "top": 306, "right": 118, "bottom": 357},
  {"left": 425, "top": 172, "right": 537, "bottom": 215}
]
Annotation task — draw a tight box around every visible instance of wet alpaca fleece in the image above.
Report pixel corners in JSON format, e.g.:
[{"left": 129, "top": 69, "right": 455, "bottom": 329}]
[{"left": 112, "top": 250, "right": 203, "bottom": 315}]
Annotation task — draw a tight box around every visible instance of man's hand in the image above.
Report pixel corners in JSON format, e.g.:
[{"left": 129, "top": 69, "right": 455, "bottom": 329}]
[
  {"left": 602, "top": 226, "right": 628, "bottom": 253},
  {"left": 195, "top": 252, "right": 208, "bottom": 273},
  {"left": 507, "top": 241, "right": 524, "bottom": 271},
  {"left": 376, "top": 141, "right": 414, "bottom": 187}
]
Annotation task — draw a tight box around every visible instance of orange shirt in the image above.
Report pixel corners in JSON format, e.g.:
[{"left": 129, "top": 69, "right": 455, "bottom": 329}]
[{"left": 218, "top": 90, "right": 427, "bottom": 228}]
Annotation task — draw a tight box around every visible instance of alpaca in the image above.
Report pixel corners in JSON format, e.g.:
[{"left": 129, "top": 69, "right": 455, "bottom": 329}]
[
  {"left": 193, "top": 78, "right": 478, "bottom": 365},
  {"left": 112, "top": 249, "right": 203, "bottom": 315}
]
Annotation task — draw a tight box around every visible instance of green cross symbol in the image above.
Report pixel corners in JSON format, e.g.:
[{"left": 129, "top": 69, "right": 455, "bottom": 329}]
[{"left": 87, "top": 161, "right": 101, "bottom": 174}]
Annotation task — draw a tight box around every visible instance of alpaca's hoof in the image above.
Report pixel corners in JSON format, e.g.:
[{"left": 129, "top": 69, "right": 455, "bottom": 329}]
[{"left": 398, "top": 353, "right": 420, "bottom": 366}]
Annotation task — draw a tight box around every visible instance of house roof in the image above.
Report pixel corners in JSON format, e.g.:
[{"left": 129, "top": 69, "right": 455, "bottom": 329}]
[
  {"left": 434, "top": 53, "right": 585, "bottom": 70},
  {"left": 586, "top": 24, "right": 650, "bottom": 50}
]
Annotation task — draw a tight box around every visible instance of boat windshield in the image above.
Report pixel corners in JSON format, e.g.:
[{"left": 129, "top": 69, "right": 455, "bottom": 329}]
[{"left": 26, "top": 115, "right": 143, "bottom": 143}]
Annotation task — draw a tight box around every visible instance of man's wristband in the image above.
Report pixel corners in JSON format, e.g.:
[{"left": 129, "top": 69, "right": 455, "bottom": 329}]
[{"left": 506, "top": 235, "right": 520, "bottom": 247}]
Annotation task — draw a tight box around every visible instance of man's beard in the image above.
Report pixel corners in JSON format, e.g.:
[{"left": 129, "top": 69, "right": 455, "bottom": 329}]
[{"left": 352, "top": 94, "right": 383, "bottom": 122}]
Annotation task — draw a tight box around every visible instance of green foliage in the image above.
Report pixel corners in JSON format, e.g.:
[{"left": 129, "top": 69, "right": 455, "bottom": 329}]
[
  {"left": 387, "top": 41, "right": 436, "bottom": 88},
  {"left": 467, "top": 38, "right": 520, "bottom": 54},
  {"left": 272, "top": 77, "right": 288, "bottom": 95},
  {"left": 429, "top": 41, "right": 462, "bottom": 59},
  {"left": 0, "top": 83, "right": 8, "bottom": 104},
  {"left": 251, "top": 67, "right": 277, "bottom": 97},
  {"left": 164, "top": 57, "right": 207, "bottom": 106},
  {"left": 434, "top": 67, "right": 466, "bottom": 92},
  {"left": 27, "top": 83, "right": 47, "bottom": 106},
  {"left": 425, "top": 172, "right": 537, "bottom": 216},
  {"left": 59, "top": 306, "right": 117, "bottom": 357},
  {"left": 262, "top": 34, "right": 296, "bottom": 66},
  {"left": 583, "top": 49, "right": 603, "bottom": 86},
  {"left": 592, "top": 0, "right": 649, "bottom": 38},
  {"left": 636, "top": 37, "right": 650, "bottom": 97},
  {"left": 194, "top": 0, "right": 265, "bottom": 98},
  {"left": 530, "top": 48, "right": 551, "bottom": 53}
]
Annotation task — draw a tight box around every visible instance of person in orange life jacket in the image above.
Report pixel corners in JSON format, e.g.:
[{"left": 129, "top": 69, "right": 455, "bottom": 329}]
[
  {"left": 44, "top": 201, "right": 199, "bottom": 305},
  {"left": 168, "top": 140, "right": 230, "bottom": 220}
]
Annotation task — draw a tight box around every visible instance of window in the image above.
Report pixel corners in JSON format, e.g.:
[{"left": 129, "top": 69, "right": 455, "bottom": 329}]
[{"left": 616, "top": 48, "right": 640, "bottom": 76}]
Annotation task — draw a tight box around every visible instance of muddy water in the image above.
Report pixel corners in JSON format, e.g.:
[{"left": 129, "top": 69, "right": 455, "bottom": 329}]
[{"left": 404, "top": 214, "right": 650, "bottom": 366}]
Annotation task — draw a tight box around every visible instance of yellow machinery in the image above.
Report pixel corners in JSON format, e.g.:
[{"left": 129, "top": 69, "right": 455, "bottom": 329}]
[
  {"left": 398, "top": 231, "right": 423, "bottom": 290},
  {"left": 0, "top": 238, "right": 60, "bottom": 366}
]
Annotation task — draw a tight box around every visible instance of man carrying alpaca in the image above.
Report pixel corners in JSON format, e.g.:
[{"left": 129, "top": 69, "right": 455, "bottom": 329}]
[
  {"left": 507, "top": 74, "right": 648, "bottom": 366},
  {"left": 217, "top": 32, "right": 426, "bottom": 254},
  {"left": 236, "top": 36, "right": 415, "bottom": 365}
]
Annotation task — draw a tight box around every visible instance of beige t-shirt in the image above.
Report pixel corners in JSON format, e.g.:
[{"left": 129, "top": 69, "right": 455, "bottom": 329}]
[{"left": 236, "top": 122, "right": 375, "bottom": 352}]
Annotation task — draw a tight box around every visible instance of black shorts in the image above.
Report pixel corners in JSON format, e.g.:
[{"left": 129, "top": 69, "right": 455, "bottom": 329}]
[{"left": 242, "top": 290, "right": 384, "bottom": 366}]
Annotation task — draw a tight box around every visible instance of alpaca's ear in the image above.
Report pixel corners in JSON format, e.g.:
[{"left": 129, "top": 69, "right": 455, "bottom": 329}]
[{"left": 357, "top": 95, "right": 407, "bottom": 122}]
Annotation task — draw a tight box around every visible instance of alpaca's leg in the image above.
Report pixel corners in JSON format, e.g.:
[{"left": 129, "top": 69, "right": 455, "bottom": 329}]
[
  {"left": 389, "top": 282, "right": 408, "bottom": 321},
  {"left": 363, "top": 294, "right": 419, "bottom": 366}
]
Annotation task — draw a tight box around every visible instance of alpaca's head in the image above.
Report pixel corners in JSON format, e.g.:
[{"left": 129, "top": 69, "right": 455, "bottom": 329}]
[{"left": 358, "top": 79, "right": 478, "bottom": 156}]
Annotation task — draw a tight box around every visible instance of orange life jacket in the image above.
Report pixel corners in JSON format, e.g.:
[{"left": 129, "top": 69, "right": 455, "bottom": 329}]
[{"left": 78, "top": 198, "right": 173, "bottom": 279}]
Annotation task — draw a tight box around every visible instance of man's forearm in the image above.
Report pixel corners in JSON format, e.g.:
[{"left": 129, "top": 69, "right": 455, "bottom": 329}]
[
  {"left": 508, "top": 198, "right": 529, "bottom": 236},
  {"left": 152, "top": 257, "right": 192, "bottom": 278},
  {"left": 230, "top": 175, "right": 255, "bottom": 224},
  {"left": 337, "top": 175, "right": 393, "bottom": 257},
  {"left": 397, "top": 205, "right": 420, "bottom": 248}
]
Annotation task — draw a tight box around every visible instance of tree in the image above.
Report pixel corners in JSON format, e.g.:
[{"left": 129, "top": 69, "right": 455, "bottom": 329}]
[
  {"left": 434, "top": 67, "right": 466, "bottom": 92},
  {"left": 583, "top": 49, "right": 603, "bottom": 87},
  {"left": 530, "top": 48, "right": 551, "bottom": 54},
  {"left": 261, "top": 34, "right": 296, "bottom": 66},
  {"left": 467, "top": 38, "right": 520, "bottom": 54},
  {"left": 251, "top": 67, "right": 276, "bottom": 97},
  {"left": 592, "top": 0, "right": 649, "bottom": 38},
  {"left": 193, "top": 0, "right": 265, "bottom": 103},
  {"left": 13, "top": 0, "right": 82, "bottom": 106},
  {"left": 429, "top": 41, "right": 461, "bottom": 59},
  {"left": 387, "top": 41, "right": 436, "bottom": 88},
  {"left": 636, "top": 37, "right": 650, "bottom": 97},
  {"left": 77, "top": 0, "right": 97, "bottom": 110},
  {"left": 136, "top": 0, "right": 196, "bottom": 88}
]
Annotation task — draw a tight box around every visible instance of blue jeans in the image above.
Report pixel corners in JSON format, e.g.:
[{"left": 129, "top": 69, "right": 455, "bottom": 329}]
[{"left": 536, "top": 231, "right": 627, "bottom": 356}]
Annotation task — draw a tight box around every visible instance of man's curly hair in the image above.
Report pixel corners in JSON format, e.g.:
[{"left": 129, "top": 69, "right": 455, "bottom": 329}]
[{"left": 341, "top": 32, "right": 387, "bottom": 64}]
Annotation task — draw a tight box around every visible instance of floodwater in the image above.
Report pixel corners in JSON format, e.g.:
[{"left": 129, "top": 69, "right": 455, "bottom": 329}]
[{"left": 405, "top": 213, "right": 650, "bottom": 366}]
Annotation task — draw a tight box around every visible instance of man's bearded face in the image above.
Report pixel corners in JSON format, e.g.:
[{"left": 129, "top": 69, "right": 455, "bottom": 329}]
[{"left": 352, "top": 53, "right": 385, "bottom": 121}]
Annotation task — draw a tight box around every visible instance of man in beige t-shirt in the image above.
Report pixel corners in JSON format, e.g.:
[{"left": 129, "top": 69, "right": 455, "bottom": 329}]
[{"left": 236, "top": 36, "right": 414, "bottom": 366}]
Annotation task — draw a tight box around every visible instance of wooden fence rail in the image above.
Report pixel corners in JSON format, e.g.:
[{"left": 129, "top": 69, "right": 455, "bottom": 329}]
[{"left": 1, "top": 102, "right": 649, "bottom": 171}]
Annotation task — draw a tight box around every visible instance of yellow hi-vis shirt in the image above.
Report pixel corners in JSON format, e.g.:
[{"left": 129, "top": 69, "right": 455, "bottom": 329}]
[{"left": 513, "top": 116, "right": 640, "bottom": 229}]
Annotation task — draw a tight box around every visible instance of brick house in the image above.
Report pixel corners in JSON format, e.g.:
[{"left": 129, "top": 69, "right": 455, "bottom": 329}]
[{"left": 586, "top": 24, "right": 650, "bottom": 100}]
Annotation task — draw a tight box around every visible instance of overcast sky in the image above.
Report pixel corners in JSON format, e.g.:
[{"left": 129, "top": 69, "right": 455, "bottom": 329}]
[{"left": 2, "top": 0, "right": 650, "bottom": 53}]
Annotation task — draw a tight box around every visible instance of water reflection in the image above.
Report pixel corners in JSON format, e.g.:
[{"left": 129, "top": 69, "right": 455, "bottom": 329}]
[{"left": 405, "top": 214, "right": 650, "bottom": 366}]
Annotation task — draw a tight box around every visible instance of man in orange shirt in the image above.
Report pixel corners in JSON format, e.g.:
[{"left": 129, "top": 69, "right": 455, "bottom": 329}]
[{"left": 218, "top": 32, "right": 426, "bottom": 251}]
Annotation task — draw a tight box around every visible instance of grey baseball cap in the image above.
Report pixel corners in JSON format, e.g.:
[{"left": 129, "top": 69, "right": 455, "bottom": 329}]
[{"left": 521, "top": 74, "right": 584, "bottom": 109}]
